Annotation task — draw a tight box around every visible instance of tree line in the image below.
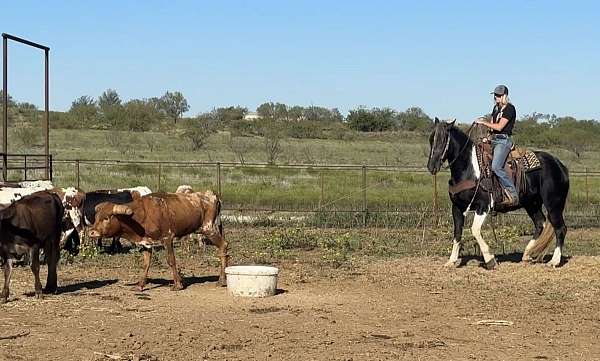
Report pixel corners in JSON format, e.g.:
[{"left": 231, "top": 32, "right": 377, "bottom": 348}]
[{"left": 3, "top": 89, "right": 600, "bottom": 158}]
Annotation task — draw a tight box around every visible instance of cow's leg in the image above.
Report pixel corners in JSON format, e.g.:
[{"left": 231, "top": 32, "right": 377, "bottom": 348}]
[
  {"left": 472, "top": 212, "right": 497, "bottom": 270},
  {"left": 1, "top": 258, "right": 13, "bottom": 303},
  {"left": 446, "top": 203, "right": 464, "bottom": 267},
  {"left": 164, "top": 236, "right": 183, "bottom": 291},
  {"left": 204, "top": 226, "right": 229, "bottom": 287},
  {"left": 43, "top": 237, "right": 59, "bottom": 294},
  {"left": 30, "top": 246, "right": 43, "bottom": 298},
  {"left": 135, "top": 247, "right": 153, "bottom": 291},
  {"left": 109, "top": 237, "right": 123, "bottom": 254}
]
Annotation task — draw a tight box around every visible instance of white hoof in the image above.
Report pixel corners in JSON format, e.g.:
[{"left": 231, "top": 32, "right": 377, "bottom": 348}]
[
  {"left": 444, "top": 259, "right": 460, "bottom": 268},
  {"left": 547, "top": 259, "right": 561, "bottom": 268}
]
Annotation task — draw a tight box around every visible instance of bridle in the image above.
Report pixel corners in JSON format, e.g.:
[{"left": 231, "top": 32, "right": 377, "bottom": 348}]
[{"left": 430, "top": 122, "right": 476, "bottom": 170}]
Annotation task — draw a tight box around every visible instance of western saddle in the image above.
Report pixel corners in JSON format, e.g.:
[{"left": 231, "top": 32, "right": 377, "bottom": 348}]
[{"left": 448, "top": 126, "right": 541, "bottom": 208}]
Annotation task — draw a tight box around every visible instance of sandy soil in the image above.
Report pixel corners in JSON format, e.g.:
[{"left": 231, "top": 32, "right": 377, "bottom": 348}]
[{"left": 2, "top": 251, "right": 600, "bottom": 361}]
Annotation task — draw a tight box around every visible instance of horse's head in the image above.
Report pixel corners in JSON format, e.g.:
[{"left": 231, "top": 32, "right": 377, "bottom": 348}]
[{"left": 427, "top": 117, "right": 456, "bottom": 175}]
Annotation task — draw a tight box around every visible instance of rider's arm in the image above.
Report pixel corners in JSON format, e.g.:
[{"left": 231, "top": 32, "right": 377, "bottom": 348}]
[{"left": 476, "top": 117, "right": 509, "bottom": 131}]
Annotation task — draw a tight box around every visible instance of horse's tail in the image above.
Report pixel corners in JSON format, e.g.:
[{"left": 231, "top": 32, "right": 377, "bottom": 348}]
[{"left": 526, "top": 221, "right": 555, "bottom": 261}]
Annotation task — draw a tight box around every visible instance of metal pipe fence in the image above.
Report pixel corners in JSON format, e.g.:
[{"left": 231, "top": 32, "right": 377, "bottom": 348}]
[{"left": 49, "top": 159, "right": 600, "bottom": 228}]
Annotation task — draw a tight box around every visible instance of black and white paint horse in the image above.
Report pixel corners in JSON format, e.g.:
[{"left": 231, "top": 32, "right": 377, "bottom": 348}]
[{"left": 427, "top": 118, "right": 569, "bottom": 268}]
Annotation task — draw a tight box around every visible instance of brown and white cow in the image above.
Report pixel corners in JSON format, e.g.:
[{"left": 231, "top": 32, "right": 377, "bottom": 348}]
[
  {"left": 89, "top": 190, "right": 228, "bottom": 291},
  {"left": 0, "top": 191, "right": 63, "bottom": 303}
]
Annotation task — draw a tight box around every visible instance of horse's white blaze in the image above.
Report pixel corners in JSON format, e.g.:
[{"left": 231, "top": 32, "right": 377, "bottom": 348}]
[
  {"left": 446, "top": 239, "right": 461, "bottom": 265},
  {"left": 472, "top": 212, "right": 495, "bottom": 263},
  {"left": 549, "top": 246, "right": 562, "bottom": 267},
  {"left": 470, "top": 146, "right": 480, "bottom": 179}
]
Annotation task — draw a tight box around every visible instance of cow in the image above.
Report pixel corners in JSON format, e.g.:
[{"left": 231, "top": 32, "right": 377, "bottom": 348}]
[
  {"left": 89, "top": 190, "right": 228, "bottom": 291},
  {"left": 0, "top": 180, "right": 56, "bottom": 208},
  {"left": 0, "top": 191, "right": 63, "bottom": 303},
  {"left": 59, "top": 189, "right": 136, "bottom": 253},
  {"left": 1, "top": 182, "right": 77, "bottom": 264}
]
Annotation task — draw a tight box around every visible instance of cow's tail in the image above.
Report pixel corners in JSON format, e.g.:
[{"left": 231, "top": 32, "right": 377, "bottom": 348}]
[
  {"left": 201, "top": 190, "right": 223, "bottom": 236},
  {"left": 213, "top": 191, "right": 223, "bottom": 236}
]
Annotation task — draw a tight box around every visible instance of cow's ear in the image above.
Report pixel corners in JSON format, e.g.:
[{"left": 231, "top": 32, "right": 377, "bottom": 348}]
[
  {"left": 112, "top": 204, "right": 133, "bottom": 216},
  {"left": 94, "top": 203, "right": 107, "bottom": 214},
  {"left": 434, "top": 117, "right": 439, "bottom": 124}
]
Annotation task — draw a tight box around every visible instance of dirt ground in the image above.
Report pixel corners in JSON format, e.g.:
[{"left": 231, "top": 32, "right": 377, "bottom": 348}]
[{"left": 2, "top": 247, "right": 600, "bottom": 361}]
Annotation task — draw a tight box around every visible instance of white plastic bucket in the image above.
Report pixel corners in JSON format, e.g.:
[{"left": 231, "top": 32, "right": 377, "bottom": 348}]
[{"left": 225, "top": 265, "right": 279, "bottom": 297}]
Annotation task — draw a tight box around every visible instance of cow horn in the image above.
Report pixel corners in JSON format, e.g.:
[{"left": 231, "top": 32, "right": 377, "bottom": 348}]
[{"left": 112, "top": 205, "right": 133, "bottom": 215}]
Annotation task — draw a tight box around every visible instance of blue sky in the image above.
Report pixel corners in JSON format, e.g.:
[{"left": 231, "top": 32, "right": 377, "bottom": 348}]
[{"left": 3, "top": 1, "right": 599, "bottom": 121}]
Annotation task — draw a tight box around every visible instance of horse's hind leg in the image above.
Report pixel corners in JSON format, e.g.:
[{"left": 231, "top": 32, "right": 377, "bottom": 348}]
[
  {"left": 523, "top": 204, "right": 546, "bottom": 262},
  {"left": 547, "top": 209, "right": 567, "bottom": 267}
]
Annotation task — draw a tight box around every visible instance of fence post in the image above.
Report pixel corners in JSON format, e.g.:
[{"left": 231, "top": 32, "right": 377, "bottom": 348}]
[
  {"left": 217, "top": 162, "right": 222, "bottom": 197},
  {"left": 157, "top": 163, "right": 162, "bottom": 191},
  {"left": 23, "top": 155, "right": 27, "bottom": 181},
  {"left": 319, "top": 171, "right": 324, "bottom": 227},
  {"left": 1, "top": 153, "right": 6, "bottom": 181},
  {"left": 585, "top": 168, "right": 589, "bottom": 207},
  {"left": 433, "top": 174, "right": 439, "bottom": 225},
  {"left": 362, "top": 164, "right": 367, "bottom": 227},
  {"left": 76, "top": 159, "right": 80, "bottom": 189}
]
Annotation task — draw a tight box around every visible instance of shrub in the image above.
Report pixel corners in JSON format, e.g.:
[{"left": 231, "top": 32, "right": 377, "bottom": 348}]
[{"left": 14, "top": 127, "right": 41, "bottom": 147}]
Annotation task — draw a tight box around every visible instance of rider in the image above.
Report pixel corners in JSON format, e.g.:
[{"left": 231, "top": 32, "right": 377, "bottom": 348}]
[{"left": 475, "top": 85, "right": 519, "bottom": 206}]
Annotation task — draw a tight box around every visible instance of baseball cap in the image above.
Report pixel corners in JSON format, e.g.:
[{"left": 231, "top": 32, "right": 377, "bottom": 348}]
[{"left": 491, "top": 85, "right": 508, "bottom": 96}]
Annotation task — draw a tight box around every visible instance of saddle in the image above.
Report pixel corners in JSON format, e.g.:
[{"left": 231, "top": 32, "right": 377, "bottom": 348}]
[{"left": 476, "top": 141, "right": 541, "bottom": 204}]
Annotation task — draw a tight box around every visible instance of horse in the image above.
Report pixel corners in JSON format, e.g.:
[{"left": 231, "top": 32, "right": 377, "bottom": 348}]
[{"left": 427, "top": 118, "right": 569, "bottom": 269}]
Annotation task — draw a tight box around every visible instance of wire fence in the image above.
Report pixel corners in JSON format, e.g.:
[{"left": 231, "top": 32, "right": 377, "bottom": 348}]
[{"left": 38, "top": 158, "right": 600, "bottom": 229}]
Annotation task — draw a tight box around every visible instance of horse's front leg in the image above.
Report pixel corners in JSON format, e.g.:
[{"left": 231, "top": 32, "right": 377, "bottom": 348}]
[
  {"left": 445, "top": 203, "right": 465, "bottom": 267},
  {"left": 472, "top": 211, "right": 497, "bottom": 270}
]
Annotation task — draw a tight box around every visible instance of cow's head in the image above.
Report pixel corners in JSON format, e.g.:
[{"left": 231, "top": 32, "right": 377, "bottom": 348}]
[
  {"left": 58, "top": 187, "right": 86, "bottom": 230},
  {"left": 88, "top": 202, "right": 133, "bottom": 239}
]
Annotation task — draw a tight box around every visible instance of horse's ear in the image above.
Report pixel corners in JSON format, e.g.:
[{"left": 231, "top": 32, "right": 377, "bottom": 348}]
[
  {"left": 434, "top": 117, "right": 439, "bottom": 124},
  {"left": 446, "top": 118, "right": 456, "bottom": 126}
]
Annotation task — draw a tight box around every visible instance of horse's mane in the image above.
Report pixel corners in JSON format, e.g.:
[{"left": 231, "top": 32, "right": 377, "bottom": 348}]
[{"left": 448, "top": 123, "right": 487, "bottom": 146}]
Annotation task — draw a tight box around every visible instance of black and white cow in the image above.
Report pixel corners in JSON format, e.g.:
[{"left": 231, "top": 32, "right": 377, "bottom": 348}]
[{"left": 62, "top": 186, "right": 152, "bottom": 253}]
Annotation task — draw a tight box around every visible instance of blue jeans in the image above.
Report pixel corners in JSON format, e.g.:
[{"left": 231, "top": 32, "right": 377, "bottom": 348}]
[{"left": 491, "top": 135, "right": 518, "bottom": 198}]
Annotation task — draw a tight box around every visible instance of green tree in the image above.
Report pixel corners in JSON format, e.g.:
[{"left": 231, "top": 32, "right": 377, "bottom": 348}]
[
  {"left": 288, "top": 106, "right": 304, "bottom": 121},
  {"left": 181, "top": 116, "right": 218, "bottom": 150},
  {"left": 257, "top": 102, "right": 276, "bottom": 119},
  {"left": 396, "top": 106, "right": 431, "bottom": 132},
  {"left": 213, "top": 106, "right": 248, "bottom": 123},
  {"left": 98, "top": 89, "right": 123, "bottom": 127},
  {"left": 98, "top": 89, "right": 121, "bottom": 110},
  {"left": 552, "top": 117, "right": 598, "bottom": 158},
  {"left": 124, "top": 99, "right": 160, "bottom": 131},
  {"left": 159, "top": 91, "right": 189, "bottom": 124},
  {"left": 69, "top": 96, "right": 98, "bottom": 126},
  {"left": 0, "top": 90, "right": 15, "bottom": 106},
  {"left": 262, "top": 120, "right": 285, "bottom": 164},
  {"left": 346, "top": 107, "right": 396, "bottom": 132}
]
